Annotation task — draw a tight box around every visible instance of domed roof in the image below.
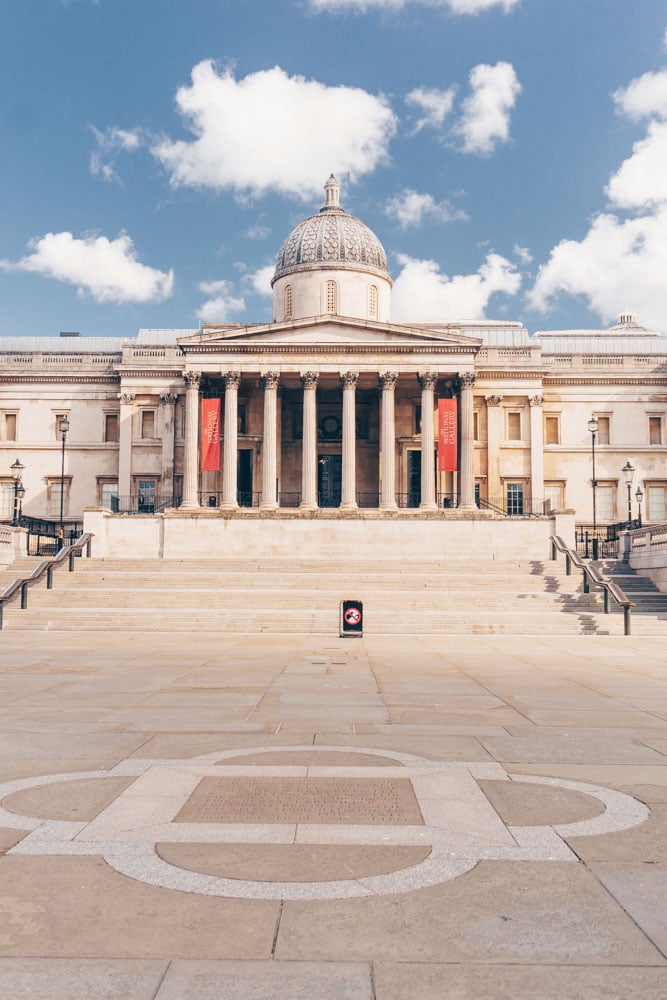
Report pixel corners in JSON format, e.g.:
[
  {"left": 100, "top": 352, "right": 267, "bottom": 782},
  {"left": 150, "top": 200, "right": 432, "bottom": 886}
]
[{"left": 272, "top": 175, "right": 389, "bottom": 285}]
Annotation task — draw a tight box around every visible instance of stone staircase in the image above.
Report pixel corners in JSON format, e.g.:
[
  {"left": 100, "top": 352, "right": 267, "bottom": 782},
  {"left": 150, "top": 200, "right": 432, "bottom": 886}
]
[
  {"left": 3, "top": 555, "right": 666, "bottom": 635},
  {"left": 597, "top": 560, "right": 667, "bottom": 622}
]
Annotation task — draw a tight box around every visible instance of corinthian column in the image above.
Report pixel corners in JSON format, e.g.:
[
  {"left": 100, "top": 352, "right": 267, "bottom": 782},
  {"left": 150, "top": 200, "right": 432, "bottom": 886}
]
[
  {"left": 261, "top": 372, "right": 280, "bottom": 510},
  {"left": 300, "top": 372, "right": 319, "bottom": 510},
  {"left": 221, "top": 372, "right": 241, "bottom": 510},
  {"left": 379, "top": 372, "right": 398, "bottom": 510},
  {"left": 458, "top": 372, "right": 477, "bottom": 511},
  {"left": 419, "top": 373, "right": 438, "bottom": 511},
  {"left": 529, "top": 395, "right": 545, "bottom": 515},
  {"left": 117, "top": 391, "right": 134, "bottom": 501},
  {"left": 160, "top": 393, "right": 178, "bottom": 503},
  {"left": 340, "top": 371, "right": 358, "bottom": 509},
  {"left": 485, "top": 395, "right": 503, "bottom": 507},
  {"left": 181, "top": 372, "right": 201, "bottom": 509}
]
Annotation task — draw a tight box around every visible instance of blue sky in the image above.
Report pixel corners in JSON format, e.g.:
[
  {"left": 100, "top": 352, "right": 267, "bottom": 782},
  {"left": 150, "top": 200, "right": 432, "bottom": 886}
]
[{"left": 1, "top": 0, "right": 666, "bottom": 338}]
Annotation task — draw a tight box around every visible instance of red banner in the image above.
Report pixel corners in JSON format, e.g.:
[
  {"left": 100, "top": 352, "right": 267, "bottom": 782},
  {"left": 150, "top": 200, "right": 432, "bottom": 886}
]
[
  {"left": 201, "top": 398, "right": 221, "bottom": 471},
  {"left": 438, "top": 399, "right": 458, "bottom": 472}
]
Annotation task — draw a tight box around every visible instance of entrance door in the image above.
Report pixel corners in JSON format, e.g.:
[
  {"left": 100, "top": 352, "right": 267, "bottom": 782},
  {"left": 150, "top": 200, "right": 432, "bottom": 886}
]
[
  {"left": 318, "top": 455, "right": 342, "bottom": 507},
  {"left": 237, "top": 450, "right": 254, "bottom": 507},
  {"left": 407, "top": 450, "right": 421, "bottom": 508}
]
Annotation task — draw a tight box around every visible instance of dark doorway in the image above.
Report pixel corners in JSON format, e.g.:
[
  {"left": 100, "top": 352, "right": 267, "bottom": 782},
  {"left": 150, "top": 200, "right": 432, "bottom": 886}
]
[
  {"left": 318, "top": 454, "right": 342, "bottom": 507},
  {"left": 407, "top": 450, "right": 421, "bottom": 508},
  {"left": 237, "top": 450, "right": 254, "bottom": 506}
]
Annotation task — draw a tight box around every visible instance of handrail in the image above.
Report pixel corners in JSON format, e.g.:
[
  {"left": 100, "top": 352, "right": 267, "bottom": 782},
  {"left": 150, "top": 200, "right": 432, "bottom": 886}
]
[
  {"left": 0, "top": 533, "right": 93, "bottom": 629},
  {"left": 550, "top": 534, "right": 634, "bottom": 635}
]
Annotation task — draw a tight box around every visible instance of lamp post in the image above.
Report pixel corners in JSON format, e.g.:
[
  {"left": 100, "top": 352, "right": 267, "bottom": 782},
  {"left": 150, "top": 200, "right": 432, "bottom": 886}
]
[
  {"left": 635, "top": 484, "right": 644, "bottom": 528},
  {"left": 58, "top": 416, "right": 70, "bottom": 547},
  {"left": 622, "top": 461, "right": 635, "bottom": 529},
  {"left": 10, "top": 458, "right": 24, "bottom": 527},
  {"left": 587, "top": 416, "right": 598, "bottom": 558}
]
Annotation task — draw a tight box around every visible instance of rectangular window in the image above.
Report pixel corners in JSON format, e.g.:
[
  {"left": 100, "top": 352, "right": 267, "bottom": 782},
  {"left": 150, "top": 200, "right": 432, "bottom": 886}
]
[
  {"left": 596, "top": 416, "right": 610, "bottom": 445},
  {"left": 545, "top": 415, "right": 560, "bottom": 445},
  {"left": 647, "top": 484, "right": 666, "bottom": 522},
  {"left": 104, "top": 413, "right": 119, "bottom": 442},
  {"left": 544, "top": 483, "right": 564, "bottom": 512},
  {"left": 415, "top": 405, "right": 422, "bottom": 435},
  {"left": 507, "top": 412, "right": 522, "bottom": 441},
  {"left": 47, "top": 479, "right": 71, "bottom": 519},
  {"left": 1, "top": 413, "right": 17, "bottom": 441},
  {"left": 649, "top": 416, "right": 663, "bottom": 445},
  {"left": 137, "top": 479, "right": 157, "bottom": 513},
  {"left": 473, "top": 411, "right": 479, "bottom": 441},
  {"left": 99, "top": 481, "right": 119, "bottom": 511},
  {"left": 0, "top": 481, "right": 13, "bottom": 519},
  {"left": 506, "top": 482, "right": 524, "bottom": 515},
  {"left": 238, "top": 404, "right": 247, "bottom": 435},
  {"left": 141, "top": 410, "right": 155, "bottom": 438},
  {"left": 596, "top": 484, "right": 615, "bottom": 521}
]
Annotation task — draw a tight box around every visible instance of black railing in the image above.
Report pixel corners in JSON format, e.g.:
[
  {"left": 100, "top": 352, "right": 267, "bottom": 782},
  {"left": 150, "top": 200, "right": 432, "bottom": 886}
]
[
  {"left": 110, "top": 494, "right": 181, "bottom": 514},
  {"left": 199, "top": 491, "right": 260, "bottom": 508},
  {"left": 575, "top": 521, "right": 640, "bottom": 560},
  {"left": 0, "top": 532, "right": 93, "bottom": 629},
  {"left": 18, "top": 515, "right": 84, "bottom": 556},
  {"left": 551, "top": 534, "right": 634, "bottom": 634}
]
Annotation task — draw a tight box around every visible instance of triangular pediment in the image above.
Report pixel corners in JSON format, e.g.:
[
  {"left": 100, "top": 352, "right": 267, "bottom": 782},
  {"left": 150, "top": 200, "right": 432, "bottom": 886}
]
[{"left": 178, "top": 315, "right": 482, "bottom": 351}]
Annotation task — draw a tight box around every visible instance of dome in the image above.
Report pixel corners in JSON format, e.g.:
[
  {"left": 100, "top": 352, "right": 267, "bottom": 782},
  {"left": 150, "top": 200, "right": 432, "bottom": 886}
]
[{"left": 272, "top": 175, "right": 389, "bottom": 286}]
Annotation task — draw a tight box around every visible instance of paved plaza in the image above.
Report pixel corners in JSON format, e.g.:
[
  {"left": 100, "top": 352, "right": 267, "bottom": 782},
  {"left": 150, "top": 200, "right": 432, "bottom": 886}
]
[{"left": 0, "top": 630, "right": 666, "bottom": 998}]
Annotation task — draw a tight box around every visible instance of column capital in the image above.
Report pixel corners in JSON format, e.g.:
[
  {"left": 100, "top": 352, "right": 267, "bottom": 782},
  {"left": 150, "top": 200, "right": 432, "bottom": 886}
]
[
  {"left": 458, "top": 372, "right": 476, "bottom": 390},
  {"left": 485, "top": 394, "right": 503, "bottom": 407},
  {"left": 118, "top": 391, "right": 135, "bottom": 405},
  {"left": 160, "top": 392, "right": 178, "bottom": 406},
  {"left": 379, "top": 372, "right": 398, "bottom": 390},
  {"left": 301, "top": 371, "right": 319, "bottom": 389},
  {"left": 183, "top": 371, "right": 201, "bottom": 389},
  {"left": 224, "top": 371, "right": 241, "bottom": 389},
  {"left": 418, "top": 373, "right": 438, "bottom": 390},
  {"left": 262, "top": 371, "right": 280, "bottom": 389},
  {"left": 340, "top": 371, "right": 359, "bottom": 388},
  {"left": 529, "top": 394, "right": 545, "bottom": 407}
]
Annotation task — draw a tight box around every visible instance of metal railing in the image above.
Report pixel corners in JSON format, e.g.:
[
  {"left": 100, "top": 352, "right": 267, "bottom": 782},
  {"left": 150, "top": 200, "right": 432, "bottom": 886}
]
[
  {"left": 551, "top": 534, "right": 634, "bottom": 634},
  {"left": 575, "top": 520, "right": 641, "bottom": 560},
  {"left": 199, "top": 491, "right": 260, "bottom": 509},
  {"left": 0, "top": 532, "right": 93, "bottom": 629},
  {"left": 110, "top": 494, "right": 182, "bottom": 514}
]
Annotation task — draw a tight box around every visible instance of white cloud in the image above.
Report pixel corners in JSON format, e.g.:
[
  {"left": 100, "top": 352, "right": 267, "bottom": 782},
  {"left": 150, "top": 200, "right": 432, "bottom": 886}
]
[
  {"left": 0, "top": 232, "right": 173, "bottom": 304},
  {"left": 197, "top": 279, "right": 246, "bottom": 322},
  {"left": 391, "top": 252, "right": 521, "bottom": 321},
  {"left": 89, "top": 126, "right": 142, "bottom": 181},
  {"left": 152, "top": 61, "right": 397, "bottom": 200},
  {"left": 513, "top": 243, "right": 533, "bottom": 265},
  {"left": 245, "top": 264, "right": 274, "bottom": 298},
  {"left": 405, "top": 86, "right": 456, "bottom": 133},
  {"left": 308, "top": 0, "right": 520, "bottom": 14},
  {"left": 606, "top": 120, "right": 667, "bottom": 209},
  {"left": 244, "top": 224, "right": 271, "bottom": 241},
  {"left": 527, "top": 207, "right": 667, "bottom": 331},
  {"left": 385, "top": 189, "right": 468, "bottom": 227},
  {"left": 613, "top": 69, "right": 667, "bottom": 121},
  {"left": 455, "top": 62, "right": 521, "bottom": 155}
]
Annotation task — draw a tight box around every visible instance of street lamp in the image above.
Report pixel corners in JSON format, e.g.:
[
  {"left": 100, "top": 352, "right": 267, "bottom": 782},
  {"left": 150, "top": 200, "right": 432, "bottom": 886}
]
[
  {"left": 635, "top": 484, "right": 644, "bottom": 528},
  {"left": 587, "top": 416, "right": 598, "bottom": 558},
  {"left": 58, "top": 416, "right": 70, "bottom": 546},
  {"left": 622, "top": 461, "right": 635, "bottom": 529},
  {"left": 10, "top": 458, "right": 25, "bottom": 527}
]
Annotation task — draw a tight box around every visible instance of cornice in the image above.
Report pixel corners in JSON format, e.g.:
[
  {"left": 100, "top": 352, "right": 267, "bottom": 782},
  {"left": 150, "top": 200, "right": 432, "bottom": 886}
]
[
  {"left": 543, "top": 375, "right": 667, "bottom": 387},
  {"left": 181, "top": 343, "right": 478, "bottom": 356},
  {"left": 116, "top": 368, "right": 184, "bottom": 378}
]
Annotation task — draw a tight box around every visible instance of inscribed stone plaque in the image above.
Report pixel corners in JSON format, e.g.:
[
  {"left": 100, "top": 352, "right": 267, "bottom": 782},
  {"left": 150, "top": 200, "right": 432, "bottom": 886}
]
[{"left": 175, "top": 777, "right": 424, "bottom": 825}]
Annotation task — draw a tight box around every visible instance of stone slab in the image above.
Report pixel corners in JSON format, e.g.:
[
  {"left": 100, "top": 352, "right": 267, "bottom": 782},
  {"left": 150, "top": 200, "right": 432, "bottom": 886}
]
[
  {"left": 477, "top": 779, "right": 604, "bottom": 826},
  {"left": 481, "top": 735, "right": 665, "bottom": 765},
  {"left": 156, "top": 959, "right": 372, "bottom": 1000},
  {"left": 592, "top": 862, "right": 667, "bottom": 955},
  {"left": 2, "top": 778, "right": 134, "bottom": 823},
  {"left": 0, "top": 958, "right": 167, "bottom": 1000},
  {"left": 566, "top": 804, "right": 667, "bottom": 862}
]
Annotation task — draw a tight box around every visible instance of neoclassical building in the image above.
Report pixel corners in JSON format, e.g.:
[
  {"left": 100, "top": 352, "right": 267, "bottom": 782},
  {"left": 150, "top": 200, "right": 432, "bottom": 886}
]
[{"left": 1, "top": 176, "right": 666, "bottom": 528}]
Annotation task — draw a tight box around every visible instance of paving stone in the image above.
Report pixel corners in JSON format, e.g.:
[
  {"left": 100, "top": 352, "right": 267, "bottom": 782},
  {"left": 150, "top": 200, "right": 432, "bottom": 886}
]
[
  {"left": 592, "top": 862, "right": 667, "bottom": 955},
  {"left": 2, "top": 777, "right": 134, "bottom": 823},
  {"left": 156, "top": 959, "right": 372, "bottom": 999},
  {"left": 0, "top": 957, "right": 167, "bottom": 999},
  {"left": 477, "top": 779, "right": 604, "bottom": 826},
  {"left": 314, "top": 734, "right": 492, "bottom": 760},
  {"left": 565, "top": 804, "right": 667, "bottom": 861},
  {"left": 481, "top": 735, "right": 665, "bottom": 765}
]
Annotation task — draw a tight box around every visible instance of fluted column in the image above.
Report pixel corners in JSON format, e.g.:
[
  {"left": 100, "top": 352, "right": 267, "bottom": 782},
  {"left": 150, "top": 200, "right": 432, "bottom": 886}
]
[
  {"left": 118, "top": 391, "right": 134, "bottom": 500},
  {"left": 379, "top": 372, "right": 398, "bottom": 510},
  {"left": 341, "top": 371, "right": 358, "bottom": 509},
  {"left": 300, "top": 372, "right": 319, "bottom": 510},
  {"left": 485, "top": 395, "right": 503, "bottom": 506},
  {"left": 261, "top": 371, "right": 280, "bottom": 510},
  {"left": 181, "top": 372, "right": 201, "bottom": 509},
  {"left": 419, "top": 373, "right": 438, "bottom": 510},
  {"left": 529, "top": 395, "right": 545, "bottom": 515},
  {"left": 458, "top": 372, "right": 477, "bottom": 511},
  {"left": 160, "top": 393, "right": 178, "bottom": 503},
  {"left": 221, "top": 372, "right": 241, "bottom": 510}
]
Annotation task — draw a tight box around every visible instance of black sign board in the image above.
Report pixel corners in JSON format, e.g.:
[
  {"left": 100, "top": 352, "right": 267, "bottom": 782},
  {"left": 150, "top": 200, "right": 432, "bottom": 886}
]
[{"left": 340, "top": 600, "right": 363, "bottom": 637}]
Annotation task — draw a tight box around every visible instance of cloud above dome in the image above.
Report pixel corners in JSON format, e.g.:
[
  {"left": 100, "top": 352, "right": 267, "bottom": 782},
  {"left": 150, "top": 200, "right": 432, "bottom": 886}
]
[
  {"left": 152, "top": 62, "right": 397, "bottom": 200},
  {"left": 308, "top": 0, "right": 520, "bottom": 14}
]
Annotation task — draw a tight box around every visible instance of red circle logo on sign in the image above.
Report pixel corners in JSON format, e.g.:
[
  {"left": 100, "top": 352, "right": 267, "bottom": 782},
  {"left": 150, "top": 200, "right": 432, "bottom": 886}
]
[{"left": 344, "top": 607, "right": 361, "bottom": 626}]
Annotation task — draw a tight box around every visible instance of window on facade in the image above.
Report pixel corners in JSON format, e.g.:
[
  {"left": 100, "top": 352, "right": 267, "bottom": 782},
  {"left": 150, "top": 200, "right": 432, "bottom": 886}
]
[
  {"left": 545, "top": 415, "right": 560, "bottom": 445},
  {"left": 141, "top": 410, "right": 155, "bottom": 438},
  {"left": 47, "top": 479, "right": 71, "bottom": 519},
  {"left": 54, "top": 413, "right": 68, "bottom": 441},
  {"left": 175, "top": 401, "right": 185, "bottom": 439},
  {"left": 325, "top": 280, "right": 338, "bottom": 314},
  {"left": 415, "top": 405, "right": 422, "bottom": 435},
  {"left": 473, "top": 411, "right": 479, "bottom": 441},
  {"left": 104, "top": 413, "right": 119, "bottom": 442},
  {"left": 1, "top": 413, "right": 17, "bottom": 441},
  {"left": 99, "top": 480, "right": 119, "bottom": 511},
  {"left": 596, "top": 484, "right": 616, "bottom": 521},
  {"left": 136, "top": 479, "right": 157, "bottom": 513},
  {"left": 596, "top": 416, "right": 610, "bottom": 445},
  {"left": 506, "top": 482, "right": 524, "bottom": 515},
  {"left": 284, "top": 285, "right": 293, "bottom": 320},
  {"left": 544, "top": 483, "right": 564, "bottom": 512},
  {"left": 0, "top": 480, "right": 13, "bottom": 519},
  {"left": 647, "top": 484, "right": 667, "bottom": 522},
  {"left": 237, "top": 404, "right": 247, "bottom": 435},
  {"left": 369, "top": 285, "right": 378, "bottom": 319},
  {"left": 649, "top": 416, "right": 663, "bottom": 446},
  {"left": 507, "top": 412, "right": 522, "bottom": 441}
]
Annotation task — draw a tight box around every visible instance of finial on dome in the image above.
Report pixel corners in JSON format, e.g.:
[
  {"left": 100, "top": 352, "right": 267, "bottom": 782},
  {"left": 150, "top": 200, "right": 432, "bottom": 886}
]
[{"left": 321, "top": 174, "right": 341, "bottom": 212}]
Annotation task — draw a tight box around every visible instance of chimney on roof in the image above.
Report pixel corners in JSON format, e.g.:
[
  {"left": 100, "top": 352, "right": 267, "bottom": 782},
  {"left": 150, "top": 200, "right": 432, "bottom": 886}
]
[
  {"left": 59, "top": 331, "right": 80, "bottom": 338},
  {"left": 617, "top": 313, "right": 636, "bottom": 327}
]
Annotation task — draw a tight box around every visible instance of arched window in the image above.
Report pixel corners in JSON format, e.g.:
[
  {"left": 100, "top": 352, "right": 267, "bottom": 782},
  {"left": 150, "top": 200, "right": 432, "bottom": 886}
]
[
  {"left": 369, "top": 284, "right": 378, "bottom": 319},
  {"left": 325, "top": 279, "right": 338, "bottom": 314},
  {"left": 284, "top": 284, "right": 293, "bottom": 320}
]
